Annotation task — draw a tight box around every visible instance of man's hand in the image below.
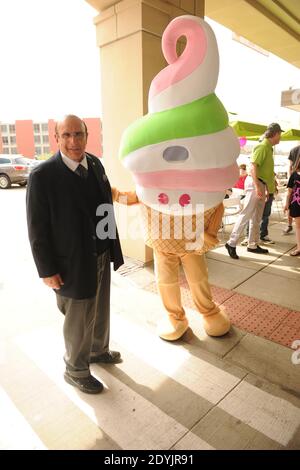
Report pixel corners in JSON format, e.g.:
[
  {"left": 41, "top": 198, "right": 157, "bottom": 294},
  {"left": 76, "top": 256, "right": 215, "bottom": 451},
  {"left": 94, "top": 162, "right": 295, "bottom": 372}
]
[
  {"left": 43, "top": 274, "right": 64, "bottom": 289},
  {"left": 255, "top": 185, "right": 264, "bottom": 199},
  {"left": 250, "top": 163, "right": 263, "bottom": 199},
  {"left": 111, "top": 187, "right": 139, "bottom": 205}
]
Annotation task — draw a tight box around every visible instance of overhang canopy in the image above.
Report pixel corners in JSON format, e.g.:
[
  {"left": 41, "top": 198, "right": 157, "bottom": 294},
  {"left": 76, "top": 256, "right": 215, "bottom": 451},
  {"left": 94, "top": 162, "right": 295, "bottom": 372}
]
[
  {"left": 86, "top": 1, "right": 300, "bottom": 69},
  {"left": 205, "top": 0, "right": 300, "bottom": 69}
]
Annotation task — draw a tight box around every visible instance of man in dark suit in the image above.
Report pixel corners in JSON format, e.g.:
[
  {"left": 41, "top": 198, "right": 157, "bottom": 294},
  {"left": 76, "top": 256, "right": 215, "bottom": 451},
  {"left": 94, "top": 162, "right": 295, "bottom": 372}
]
[{"left": 26, "top": 115, "right": 126, "bottom": 394}]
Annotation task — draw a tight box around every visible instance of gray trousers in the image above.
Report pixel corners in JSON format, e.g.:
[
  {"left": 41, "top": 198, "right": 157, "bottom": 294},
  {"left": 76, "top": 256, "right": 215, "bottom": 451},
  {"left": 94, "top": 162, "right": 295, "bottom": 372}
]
[
  {"left": 228, "top": 177, "right": 266, "bottom": 248},
  {"left": 56, "top": 250, "right": 111, "bottom": 378}
]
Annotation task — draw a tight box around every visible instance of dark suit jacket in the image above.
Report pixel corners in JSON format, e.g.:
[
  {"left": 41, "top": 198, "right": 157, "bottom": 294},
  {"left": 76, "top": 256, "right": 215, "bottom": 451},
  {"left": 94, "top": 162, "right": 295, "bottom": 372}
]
[{"left": 26, "top": 151, "right": 124, "bottom": 299}]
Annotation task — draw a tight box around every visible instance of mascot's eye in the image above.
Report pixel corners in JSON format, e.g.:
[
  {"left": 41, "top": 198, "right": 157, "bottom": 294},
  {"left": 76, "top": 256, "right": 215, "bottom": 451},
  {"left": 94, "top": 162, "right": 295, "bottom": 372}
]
[{"left": 163, "top": 146, "right": 189, "bottom": 162}]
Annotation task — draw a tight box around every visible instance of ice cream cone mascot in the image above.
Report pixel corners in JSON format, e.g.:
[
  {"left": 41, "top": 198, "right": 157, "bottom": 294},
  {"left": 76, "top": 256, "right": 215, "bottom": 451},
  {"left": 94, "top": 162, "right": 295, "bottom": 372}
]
[{"left": 118, "top": 15, "right": 239, "bottom": 341}]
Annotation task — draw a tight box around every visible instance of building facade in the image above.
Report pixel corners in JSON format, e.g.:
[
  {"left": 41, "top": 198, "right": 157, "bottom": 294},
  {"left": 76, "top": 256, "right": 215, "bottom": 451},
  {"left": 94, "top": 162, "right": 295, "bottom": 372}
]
[{"left": 0, "top": 118, "right": 102, "bottom": 158}]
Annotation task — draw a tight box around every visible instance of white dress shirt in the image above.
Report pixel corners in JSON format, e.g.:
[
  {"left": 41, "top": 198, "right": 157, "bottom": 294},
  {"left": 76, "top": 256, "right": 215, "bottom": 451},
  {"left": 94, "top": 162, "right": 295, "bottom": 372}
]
[{"left": 61, "top": 152, "right": 88, "bottom": 172}]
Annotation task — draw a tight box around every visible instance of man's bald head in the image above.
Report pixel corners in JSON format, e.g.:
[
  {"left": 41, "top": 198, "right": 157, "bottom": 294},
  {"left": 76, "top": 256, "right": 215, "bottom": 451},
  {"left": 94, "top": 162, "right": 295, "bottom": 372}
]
[
  {"left": 55, "top": 115, "right": 88, "bottom": 136},
  {"left": 55, "top": 115, "right": 88, "bottom": 162}
]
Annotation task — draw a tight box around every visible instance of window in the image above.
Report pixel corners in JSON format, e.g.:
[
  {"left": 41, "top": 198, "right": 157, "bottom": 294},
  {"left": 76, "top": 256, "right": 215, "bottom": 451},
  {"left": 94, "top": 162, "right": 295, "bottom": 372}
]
[
  {"left": 34, "top": 135, "right": 41, "bottom": 144},
  {"left": 34, "top": 124, "right": 40, "bottom": 133},
  {"left": 11, "top": 148, "right": 18, "bottom": 154},
  {"left": 35, "top": 147, "right": 42, "bottom": 155},
  {"left": 2, "top": 136, "right": 8, "bottom": 145},
  {"left": 2, "top": 148, "right": 10, "bottom": 154},
  {"left": 41, "top": 123, "right": 48, "bottom": 133},
  {"left": 10, "top": 136, "right": 16, "bottom": 144},
  {"left": 43, "top": 146, "right": 50, "bottom": 153},
  {"left": 1, "top": 125, "right": 8, "bottom": 134},
  {"left": 0, "top": 157, "right": 11, "bottom": 163},
  {"left": 42, "top": 135, "right": 49, "bottom": 144},
  {"left": 15, "top": 157, "right": 30, "bottom": 165},
  {"left": 9, "top": 125, "right": 16, "bottom": 134}
]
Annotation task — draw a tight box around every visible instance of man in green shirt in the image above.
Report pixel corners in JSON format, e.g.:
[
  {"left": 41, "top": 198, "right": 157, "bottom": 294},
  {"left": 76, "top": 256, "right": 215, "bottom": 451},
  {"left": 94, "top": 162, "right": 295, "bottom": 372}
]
[{"left": 225, "top": 123, "right": 282, "bottom": 259}]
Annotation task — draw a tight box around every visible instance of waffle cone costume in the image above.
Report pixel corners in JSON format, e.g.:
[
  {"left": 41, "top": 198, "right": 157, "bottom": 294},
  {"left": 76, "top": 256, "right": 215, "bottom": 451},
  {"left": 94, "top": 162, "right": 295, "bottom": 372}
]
[{"left": 118, "top": 16, "right": 239, "bottom": 340}]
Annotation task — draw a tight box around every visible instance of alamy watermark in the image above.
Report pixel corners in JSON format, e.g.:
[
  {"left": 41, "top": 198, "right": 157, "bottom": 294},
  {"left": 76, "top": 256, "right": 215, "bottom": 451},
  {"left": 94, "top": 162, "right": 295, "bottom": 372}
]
[{"left": 96, "top": 200, "right": 205, "bottom": 251}]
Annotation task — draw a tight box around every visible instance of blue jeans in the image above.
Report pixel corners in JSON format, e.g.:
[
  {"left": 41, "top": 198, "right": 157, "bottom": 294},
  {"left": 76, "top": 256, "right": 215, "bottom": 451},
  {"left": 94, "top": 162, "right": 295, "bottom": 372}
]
[
  {"left": 246, "top": 194, "right": 274, "bottom": 239},
  {"left": 260, "top": 193, "right": 274, "bottom": 238}
]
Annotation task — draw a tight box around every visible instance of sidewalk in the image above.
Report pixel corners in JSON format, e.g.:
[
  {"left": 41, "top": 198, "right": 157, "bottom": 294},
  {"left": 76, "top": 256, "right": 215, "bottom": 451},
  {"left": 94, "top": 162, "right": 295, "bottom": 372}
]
[{"left": 0, "top": 188, "right": 299, "bottom": 450}]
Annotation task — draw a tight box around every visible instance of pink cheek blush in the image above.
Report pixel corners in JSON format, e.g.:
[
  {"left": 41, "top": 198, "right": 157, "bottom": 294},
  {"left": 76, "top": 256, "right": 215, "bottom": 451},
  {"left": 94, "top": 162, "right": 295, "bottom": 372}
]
[
  {"left": 179, "top": 194, "right": 191, "bottom": 207},
  {"left": 158, "top": 193, "right": 169, "bottom": 204}
]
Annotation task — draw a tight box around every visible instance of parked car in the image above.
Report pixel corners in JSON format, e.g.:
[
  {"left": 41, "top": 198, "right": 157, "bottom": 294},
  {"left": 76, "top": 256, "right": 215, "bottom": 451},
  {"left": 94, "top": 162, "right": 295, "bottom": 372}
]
[
  {"left": 21, "top": 157, "right": 43, "bottom": 169},
  {"left": 0, "top": 155, "right": 31, "bottom": 189}
]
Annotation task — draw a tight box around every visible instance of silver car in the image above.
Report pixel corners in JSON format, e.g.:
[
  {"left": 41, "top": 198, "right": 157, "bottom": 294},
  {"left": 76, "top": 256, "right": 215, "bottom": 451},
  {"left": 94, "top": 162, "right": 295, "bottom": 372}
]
[{"left": 0, "top": 155, "right": 31, "bottom": 189}]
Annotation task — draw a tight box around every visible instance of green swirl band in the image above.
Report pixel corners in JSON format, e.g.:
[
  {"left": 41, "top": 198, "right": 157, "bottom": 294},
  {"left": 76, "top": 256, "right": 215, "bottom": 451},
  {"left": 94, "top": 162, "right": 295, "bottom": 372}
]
[{"left": 119, "top": 93, "right": 229, "bottom": 160}]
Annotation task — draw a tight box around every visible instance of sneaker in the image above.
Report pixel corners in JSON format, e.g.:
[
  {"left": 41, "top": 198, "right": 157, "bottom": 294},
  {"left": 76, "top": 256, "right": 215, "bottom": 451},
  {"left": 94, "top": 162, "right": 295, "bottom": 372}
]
[
  {"left": 247, "top": 245, "right": 269, "bottom": 254},
  {"left": 283, "top": 225, "right": 293, "bottom": 235},
  {"left": 260, "top": 236, "right": 275, "bottom": 245},
  {"left": 240, "top": 238, "right": 248, "bottom": 246}
]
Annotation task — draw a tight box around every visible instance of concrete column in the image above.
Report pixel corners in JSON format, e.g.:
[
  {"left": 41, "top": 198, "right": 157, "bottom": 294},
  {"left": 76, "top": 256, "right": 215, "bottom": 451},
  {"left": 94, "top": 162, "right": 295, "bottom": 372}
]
[{"left": 85, "top": 0, "right": 204, "bottom": 262}]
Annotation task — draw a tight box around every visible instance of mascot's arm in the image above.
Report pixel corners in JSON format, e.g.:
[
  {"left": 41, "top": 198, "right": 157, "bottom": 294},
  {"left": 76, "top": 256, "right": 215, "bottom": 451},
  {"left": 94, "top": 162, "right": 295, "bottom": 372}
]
[{"left": 111, "top": 187, "right": 139, "bottom": 205}]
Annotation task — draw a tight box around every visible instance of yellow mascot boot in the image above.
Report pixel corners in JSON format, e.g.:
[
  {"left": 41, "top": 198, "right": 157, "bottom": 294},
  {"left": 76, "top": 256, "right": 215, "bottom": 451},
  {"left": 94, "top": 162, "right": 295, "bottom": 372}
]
[
  {"left": 202, "top": 308, "right": 230, "bottom": 337},
  {"left": 157, "top": 315, "right": 189, "bottom": 341}
]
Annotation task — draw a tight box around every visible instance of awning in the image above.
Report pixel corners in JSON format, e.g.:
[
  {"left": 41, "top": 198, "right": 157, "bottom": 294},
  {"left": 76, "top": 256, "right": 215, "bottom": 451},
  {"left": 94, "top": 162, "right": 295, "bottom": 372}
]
[
  {"left": 205, "top": 0, "right": 300, "bottom": 69},
  {"left": 230, "top": 120, "right": 300, "bottom": 141},
  {"left": 230, "top": 120, "right": 266, "bottom": 139},
  {"left": 281, "top": 128, "right": 300, "bottom": 141}
]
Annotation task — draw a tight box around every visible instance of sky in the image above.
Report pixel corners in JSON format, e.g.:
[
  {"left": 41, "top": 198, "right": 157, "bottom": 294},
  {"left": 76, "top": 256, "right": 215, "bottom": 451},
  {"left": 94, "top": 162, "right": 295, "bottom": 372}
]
[
  {"left": 0, "top": 0, "right": 101, "bottom": 121},
  {"left": 0, "top": 0, "right": 299, "bottom": 130}
]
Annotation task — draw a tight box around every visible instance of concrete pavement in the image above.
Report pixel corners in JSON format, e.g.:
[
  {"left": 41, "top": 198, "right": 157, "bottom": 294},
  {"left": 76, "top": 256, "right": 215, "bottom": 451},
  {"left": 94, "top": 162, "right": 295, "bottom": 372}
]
[{"left": 0, "top": 187, "right": 299, "bottom": 450}]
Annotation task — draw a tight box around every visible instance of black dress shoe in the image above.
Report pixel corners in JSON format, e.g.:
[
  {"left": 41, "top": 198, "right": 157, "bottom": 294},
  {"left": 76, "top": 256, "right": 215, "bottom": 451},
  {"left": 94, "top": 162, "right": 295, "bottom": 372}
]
[
  {"left": 225, "top": 243, "right": 239, "bottom": 259},
  {"left": 247, "top": 245, "right": 269, "bottom": 254},
  {"left": 64, "top": 372, "right": 103, "bottom": 394},
  {"left": 90, "top": 350, "right": 122, "bottom": 364}
]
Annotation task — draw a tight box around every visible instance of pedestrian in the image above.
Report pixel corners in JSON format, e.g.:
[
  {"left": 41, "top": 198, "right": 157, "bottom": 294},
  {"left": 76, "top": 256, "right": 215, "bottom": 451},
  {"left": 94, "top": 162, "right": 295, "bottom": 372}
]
[
  {"left": 26, "top": 114, "right": 136, "bottom": 394},
  {"left": 283, "top": 144, "right": 300, "bottom": 235},
  {"left": 225, "top": 123, "right": 282, "bottom": 259},
  {"left": 284, "top": 159, "right": 300, "bottom": 256},
  {"left": 233, "top": 163, "right": 247, "bottom": 190},
  {"left": 241, "top": 174, "right": 278, "bottom": 246}
]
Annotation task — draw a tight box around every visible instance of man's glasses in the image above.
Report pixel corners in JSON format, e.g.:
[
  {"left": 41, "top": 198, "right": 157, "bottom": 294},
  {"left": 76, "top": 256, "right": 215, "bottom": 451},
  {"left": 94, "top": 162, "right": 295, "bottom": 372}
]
[{"left": 58, "top": 132, "right": 86, "bottom": 140}]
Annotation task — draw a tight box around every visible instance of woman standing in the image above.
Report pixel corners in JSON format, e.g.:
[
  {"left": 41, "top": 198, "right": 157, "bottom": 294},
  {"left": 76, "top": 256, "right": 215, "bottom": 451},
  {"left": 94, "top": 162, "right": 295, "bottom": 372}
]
[{"left": 285, "top": 159, "right": 300, "bottom": 256}]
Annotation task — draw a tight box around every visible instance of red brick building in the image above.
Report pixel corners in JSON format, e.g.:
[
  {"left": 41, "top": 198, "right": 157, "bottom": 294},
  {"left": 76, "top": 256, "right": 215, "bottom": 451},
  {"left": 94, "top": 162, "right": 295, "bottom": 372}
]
[{"left": 0, "top": 118, "right": 102, "bottom": 158}]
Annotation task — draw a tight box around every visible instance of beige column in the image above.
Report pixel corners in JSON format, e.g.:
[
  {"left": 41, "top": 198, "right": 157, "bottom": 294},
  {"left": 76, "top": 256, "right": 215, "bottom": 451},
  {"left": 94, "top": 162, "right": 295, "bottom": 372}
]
[{"left": 85, "top": 0, "right": 205, "bottom": 263}]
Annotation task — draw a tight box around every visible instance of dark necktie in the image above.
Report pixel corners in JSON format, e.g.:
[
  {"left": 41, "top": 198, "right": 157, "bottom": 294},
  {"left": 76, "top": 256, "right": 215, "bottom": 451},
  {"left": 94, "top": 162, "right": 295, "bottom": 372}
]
[{"left": 75, "top": 163, "right": 88, "bottom": 180}]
